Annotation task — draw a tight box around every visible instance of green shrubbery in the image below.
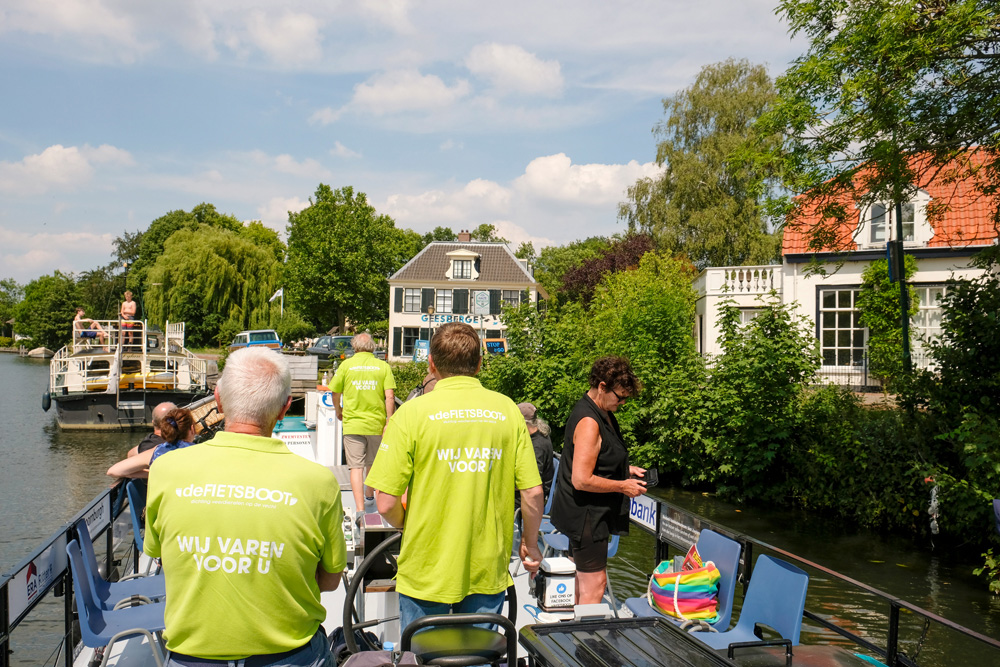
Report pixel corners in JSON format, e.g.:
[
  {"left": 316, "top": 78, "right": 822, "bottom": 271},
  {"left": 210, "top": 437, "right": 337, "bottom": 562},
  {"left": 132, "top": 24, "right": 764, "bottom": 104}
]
[{"left": 0, "top": 336, "right": 13, "bottom": 348}]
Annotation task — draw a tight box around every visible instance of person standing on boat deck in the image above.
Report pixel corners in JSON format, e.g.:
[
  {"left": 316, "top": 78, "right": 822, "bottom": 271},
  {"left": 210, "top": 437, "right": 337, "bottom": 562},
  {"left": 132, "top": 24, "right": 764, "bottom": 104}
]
[
  {"left": 120, "top": 290, "right": 137, "bottom": 348},
  {"left": 515, "top": 402, "right": 554, "bottom": 510},
  {"left": 330, "top": 332, "right": 396, "bottom": 517},
  {"left": 549, "top": 355, "right": 645, "bottom": 605},
  {"left": 145, "top": 347, "right": 346, "bottom": 666},
  {"left": 366, "top": 322, "right": 545, "bottom": 632},
  {"left": 73, "top": 307, "right": 107, "bottom": 348}
]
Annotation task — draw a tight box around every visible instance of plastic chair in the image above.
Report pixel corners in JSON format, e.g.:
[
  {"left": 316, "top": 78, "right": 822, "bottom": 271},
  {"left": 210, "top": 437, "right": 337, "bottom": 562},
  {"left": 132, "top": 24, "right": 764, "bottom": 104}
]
[
  {"left": 74, "top": 520, "right": 165, "bottom": 610},
  {"left": 125, "top": 480, "right": 155, "bottom": 574},
  {"left": 694, "top": 555, "right": 809, "bottom": 663},
  {"left": 67, "top": 540, "right": 166, "bottom": 667},
  {"left": 537, "top": 457, "right": 560, "bottom": 535},
  {"left": 624, "top": 528, "right": 742, "bottom": 630}
]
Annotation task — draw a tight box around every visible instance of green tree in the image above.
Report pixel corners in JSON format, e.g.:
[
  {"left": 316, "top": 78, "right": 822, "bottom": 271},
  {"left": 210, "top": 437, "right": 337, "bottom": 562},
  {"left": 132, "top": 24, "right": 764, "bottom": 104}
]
[
  {"left": 0, "top": 278, "right": 24, "bottom": 338},
  {"left": 533, "top": 237, "right": 610, "bottom": 298},
  {"left": 514, "top": 241, "right": 535, "bottom": 262},
  {"left": 145, "top": 226, "right": 282, "bottom": 347},
  {"left": 14, "top": 272, "right": 81, "bottom": 350},
  {"left": 422, "top": 226, "right": 457, "bottom": 245},
  {"left": 240, "top": 221, "right": 287, "bottom": 263},
  {"left": 857, "top": 257, "right": 919, "bottom": 387},
  {"left": 77, "top": 263, "right": 127, "bottom": 320},
  {"left": 469, "top": 223, "right": 509, "bottom": 243},
  {"left": 286, "top": 185, "right": 416, "bottom": 331},
  {"left": 619, "top": 58, "right": 783, "bottom": 268},
  {"left": 756, "top": 0, "right": 1000, "bottom": 251}
]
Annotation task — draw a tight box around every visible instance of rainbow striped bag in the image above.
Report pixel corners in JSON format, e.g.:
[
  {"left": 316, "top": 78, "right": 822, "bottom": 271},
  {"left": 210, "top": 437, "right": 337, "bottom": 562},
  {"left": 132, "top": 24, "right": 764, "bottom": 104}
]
[{"left": 648, "top": 556, "right": 721, "bottom": 623}]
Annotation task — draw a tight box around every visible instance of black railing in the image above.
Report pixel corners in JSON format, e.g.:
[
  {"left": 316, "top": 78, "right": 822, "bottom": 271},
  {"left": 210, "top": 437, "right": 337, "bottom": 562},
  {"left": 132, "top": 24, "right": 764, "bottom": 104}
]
[
  {"left": 626, "top": 495, "right": 1000, "bottom": 667},
  {"left": 0, "top": 483, "right": 129, "bottom": 667}
]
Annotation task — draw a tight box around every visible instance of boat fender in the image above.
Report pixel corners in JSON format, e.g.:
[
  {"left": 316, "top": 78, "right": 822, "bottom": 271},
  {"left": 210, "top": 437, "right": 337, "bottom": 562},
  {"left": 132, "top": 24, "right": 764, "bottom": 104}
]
[{"left": 42, "top": 391, "right": 51, "bottom": 412}]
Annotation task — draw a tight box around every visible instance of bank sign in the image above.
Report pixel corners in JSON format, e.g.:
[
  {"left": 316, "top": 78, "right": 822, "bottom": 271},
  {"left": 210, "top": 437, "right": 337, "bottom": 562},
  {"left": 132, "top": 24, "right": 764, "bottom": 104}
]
[{"left": 629, "top": 494, "right": 658, "bottom": 533}]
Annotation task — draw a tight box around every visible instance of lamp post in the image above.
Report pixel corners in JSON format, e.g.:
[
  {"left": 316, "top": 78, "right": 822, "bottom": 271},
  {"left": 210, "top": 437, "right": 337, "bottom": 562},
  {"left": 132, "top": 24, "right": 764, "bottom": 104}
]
[{"left": 426, "top": 306, "right": 435, "bottom": 341}]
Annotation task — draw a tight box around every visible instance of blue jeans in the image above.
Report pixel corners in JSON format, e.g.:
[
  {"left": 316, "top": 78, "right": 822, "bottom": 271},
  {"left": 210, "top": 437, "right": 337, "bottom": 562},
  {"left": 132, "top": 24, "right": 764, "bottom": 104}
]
[
  {"left": 164, "top": 628, "right": 332, "bottom": 667},
  {"left": 399, "top": 591, "right": 506, "bottom": 636}
]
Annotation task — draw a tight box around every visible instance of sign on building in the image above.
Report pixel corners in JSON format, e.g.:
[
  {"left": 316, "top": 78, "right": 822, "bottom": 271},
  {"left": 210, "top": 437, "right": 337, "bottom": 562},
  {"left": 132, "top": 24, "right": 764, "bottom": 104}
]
[{"left": 473, "top": 290, "right": 490, "bottom": 316}]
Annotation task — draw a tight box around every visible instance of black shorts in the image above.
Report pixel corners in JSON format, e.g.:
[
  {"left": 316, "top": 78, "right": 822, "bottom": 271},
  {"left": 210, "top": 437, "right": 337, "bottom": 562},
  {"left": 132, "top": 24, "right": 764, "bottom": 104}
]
[{"left": 568, "top": 521, "right": 609, "bottom": 573}]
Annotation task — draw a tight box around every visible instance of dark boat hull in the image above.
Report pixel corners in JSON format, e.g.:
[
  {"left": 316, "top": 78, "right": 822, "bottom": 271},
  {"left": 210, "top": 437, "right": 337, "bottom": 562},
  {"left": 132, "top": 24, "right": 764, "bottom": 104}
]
[{"left": 53, "top": 389, "right": 211, "bottom": 430}]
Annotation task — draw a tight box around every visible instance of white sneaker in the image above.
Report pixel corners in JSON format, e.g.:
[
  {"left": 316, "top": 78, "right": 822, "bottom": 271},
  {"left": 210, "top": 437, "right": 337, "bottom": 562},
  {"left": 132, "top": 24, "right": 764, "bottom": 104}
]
[{"left": 364, "top": 496, "right": 376, "bottom": 511}]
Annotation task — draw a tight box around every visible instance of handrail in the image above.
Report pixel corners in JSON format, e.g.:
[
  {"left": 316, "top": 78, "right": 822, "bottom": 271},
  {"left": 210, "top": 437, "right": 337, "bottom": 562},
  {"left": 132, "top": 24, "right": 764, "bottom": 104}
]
[
  {"left": 628, "top": 495, "right": 1000, "bottom": 666},
  {"left": 0, "top": 483, "right": 129, "bottom": 667}
]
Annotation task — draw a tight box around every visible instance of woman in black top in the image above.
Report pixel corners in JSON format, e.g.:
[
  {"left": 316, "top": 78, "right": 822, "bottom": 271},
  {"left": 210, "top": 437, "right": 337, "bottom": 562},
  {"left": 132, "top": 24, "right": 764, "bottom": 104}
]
[{"left": 550, "top": 355, "right": 646, "bottom": 604}]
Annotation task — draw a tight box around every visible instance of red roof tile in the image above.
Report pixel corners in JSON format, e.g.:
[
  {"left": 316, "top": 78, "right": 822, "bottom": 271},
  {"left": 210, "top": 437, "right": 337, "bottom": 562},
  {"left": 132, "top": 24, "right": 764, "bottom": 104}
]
[{"left": 782, "top": 152, "right": 999, "bottom": 255}]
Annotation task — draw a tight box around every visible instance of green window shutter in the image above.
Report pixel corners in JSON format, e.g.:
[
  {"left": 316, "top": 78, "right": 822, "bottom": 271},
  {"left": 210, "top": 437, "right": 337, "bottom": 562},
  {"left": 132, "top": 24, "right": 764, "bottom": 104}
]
[
  {"left": 392, "top": 328, "right": 402, "bottom": 357},
  {"left": 394, "top": 287, "right": 403, "bottom": 313},
  {"left": 489, "top": 290, "right": 501, "bottom": 315},
  {"left": 420, "top": 327, "right": 431, "bottom": 341},
  {"left": 453, "top": 289, "right": 469, "bottom": 314},
  {"left": 421, "top": 289, "right": 435, "bottom": 312}
]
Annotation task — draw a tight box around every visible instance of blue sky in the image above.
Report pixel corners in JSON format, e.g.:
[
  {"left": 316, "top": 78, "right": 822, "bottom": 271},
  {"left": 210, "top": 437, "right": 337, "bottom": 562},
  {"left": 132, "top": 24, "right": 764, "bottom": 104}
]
[{"left": 0, "top": 1, "right": 804, "bottom": 283}]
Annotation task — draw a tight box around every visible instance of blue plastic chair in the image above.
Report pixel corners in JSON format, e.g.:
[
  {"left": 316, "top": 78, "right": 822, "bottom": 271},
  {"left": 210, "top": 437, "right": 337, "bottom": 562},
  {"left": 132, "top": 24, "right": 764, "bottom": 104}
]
[
  {"left": 125, "top": 480, "right": 155, "bottom": 574},
  {"left": 694, "top": 555, "right": 809, "bottom": 661},
  {"left": 538, "top": 458, "right": 560, "bottom": 535},
  {"left": 540, "top": 530, "right": 619, "bottom": 559},
  {"left": 75, "top": 520, "right": 165, "bottom": 610},
  {"left": 67, "top": 540, "right": 166, "bottom": 667},
  {"left": 624, "top": 528, "right": 742, "bottom": 630}
]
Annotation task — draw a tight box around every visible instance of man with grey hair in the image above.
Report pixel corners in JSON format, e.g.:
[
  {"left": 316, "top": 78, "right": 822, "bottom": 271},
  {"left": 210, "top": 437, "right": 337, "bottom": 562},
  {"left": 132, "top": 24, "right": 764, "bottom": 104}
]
[
  {"left": 330, "top": 332, "right": 396, "bottom": 516},
  {"left": 145, "top": 347, "right": 346, "bottom": 665}
]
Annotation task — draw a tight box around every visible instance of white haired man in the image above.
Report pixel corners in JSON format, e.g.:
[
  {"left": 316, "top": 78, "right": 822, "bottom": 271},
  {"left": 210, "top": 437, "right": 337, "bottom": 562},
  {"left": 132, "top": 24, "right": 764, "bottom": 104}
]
[
  {"left": 145, "top": 347, "right": 346, "bottom": 666},
  {"left": 330, "top": 332, "right": 396, "bottom": 516}
]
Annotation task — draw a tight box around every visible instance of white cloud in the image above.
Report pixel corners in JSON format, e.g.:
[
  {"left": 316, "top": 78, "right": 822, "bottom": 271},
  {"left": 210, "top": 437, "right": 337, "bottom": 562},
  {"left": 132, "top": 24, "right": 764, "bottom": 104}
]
[
  {"left": 245, "top": 9, "right": 323, "bottom": 66},
  {"left": 0, "top": 227, "right": 115, "bottom": 282},
  {"left": 244, "top": 150, "right": 331, "bottom": 179},
  {"left": 465, "top": 43, "right": 563, "bottom": 96},
  {"left": 350, "top": 69, "right": 471, "bottom": 115},
  {"left": 257, "top": 196, "right": 310, "bottom": 231},
  {"left": 309, "top": 107, "right": 342, "bottom": 126},
  {"left": 439, "top": 139, "right": 463, "bottom": 151},
  {"left": 0, "top": 0, "right": 147, "bottom": 60},
  {"left": 359, "top": 0, "right": 414, "bottom": 33},
  {"left": 330, "top": 142, "right": 362, "bottom": 158},
  {"left": 514, "top": 153, "right": 660, "bottom": 206},
  {"left": 381, "top": 178, "right": 511, "bottom": 226},
  {"left": 0, "top": 144, "right": 134, "bottom": 195}
]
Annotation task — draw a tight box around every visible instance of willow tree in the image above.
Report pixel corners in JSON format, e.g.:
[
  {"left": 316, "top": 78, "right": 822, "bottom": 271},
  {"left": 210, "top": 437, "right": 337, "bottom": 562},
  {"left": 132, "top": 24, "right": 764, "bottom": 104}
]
[
  {"left": 145, "top": 226, "right": 281, "bottom": 346},
  {"left": 619, "top": 58, "right": 783, "bottom": 268}
]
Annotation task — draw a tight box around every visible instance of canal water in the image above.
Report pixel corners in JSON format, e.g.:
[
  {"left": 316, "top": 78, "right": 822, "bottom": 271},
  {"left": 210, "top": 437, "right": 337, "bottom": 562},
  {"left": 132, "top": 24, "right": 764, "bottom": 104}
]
[{"left": 2, "top": 353, "right": 999, "bottom": 665}]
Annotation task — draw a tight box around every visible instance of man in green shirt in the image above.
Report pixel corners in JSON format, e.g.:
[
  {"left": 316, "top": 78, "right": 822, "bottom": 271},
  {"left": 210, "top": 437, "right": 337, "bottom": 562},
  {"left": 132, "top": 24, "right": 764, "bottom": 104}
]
[
  {"left": 331, "top": 332, "right": 396, "bottom": 517},
  {"left": 145, "top": 347, "right": 346, "bottom": 665},
  {"left": 366, "top": 322, "right": 543, "bottom": 632}
]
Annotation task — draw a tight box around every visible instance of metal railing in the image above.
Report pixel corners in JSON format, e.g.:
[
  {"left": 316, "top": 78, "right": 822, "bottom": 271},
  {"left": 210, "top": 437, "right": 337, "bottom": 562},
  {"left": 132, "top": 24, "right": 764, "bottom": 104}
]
[
  {"left": 626, "top": 496, "right": 1000, "bottom": 667},
  {"left": 0, "top": 484, "right": 130, "bottom": 667}
]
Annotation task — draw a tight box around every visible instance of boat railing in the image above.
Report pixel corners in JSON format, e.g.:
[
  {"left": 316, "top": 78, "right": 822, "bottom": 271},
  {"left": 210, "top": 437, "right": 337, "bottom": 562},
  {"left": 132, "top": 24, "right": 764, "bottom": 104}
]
[
  {"left": 50, "top": 320, "right": 213, "bottom": 396},
  {"left": 0, "top": 483, "right": 131, "bottom": 667},
  {"left": 626, "top": 495, "right": 1000, "bottom": 667}
]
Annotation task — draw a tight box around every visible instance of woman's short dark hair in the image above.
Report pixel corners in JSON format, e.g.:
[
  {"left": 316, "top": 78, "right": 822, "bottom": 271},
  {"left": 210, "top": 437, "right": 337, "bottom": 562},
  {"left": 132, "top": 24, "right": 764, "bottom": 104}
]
[
  {"left": 588, "top": 355, "right": 641, "bottom": 396},
  {"left": 430, "top": 322, "right": 481, "bottom": 376},
  {"left": 160, "top": 408, "right": 195, "bottom": 445}
]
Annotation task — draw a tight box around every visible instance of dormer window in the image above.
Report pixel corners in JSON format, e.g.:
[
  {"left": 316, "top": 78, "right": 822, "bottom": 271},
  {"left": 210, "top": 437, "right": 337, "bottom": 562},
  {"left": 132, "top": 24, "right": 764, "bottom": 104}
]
[
  {"left": 857, "top": 191, "right": 931, "bottom": 248},
  {"left": 445, "top": 249, "right": 480, "bottom": 280}
]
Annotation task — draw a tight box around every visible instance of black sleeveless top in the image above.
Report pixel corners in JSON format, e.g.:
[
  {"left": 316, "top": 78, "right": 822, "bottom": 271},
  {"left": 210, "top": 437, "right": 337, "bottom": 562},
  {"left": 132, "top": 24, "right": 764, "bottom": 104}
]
[{"left": 550, "top": 392, "right": 630, "bottom": 542}]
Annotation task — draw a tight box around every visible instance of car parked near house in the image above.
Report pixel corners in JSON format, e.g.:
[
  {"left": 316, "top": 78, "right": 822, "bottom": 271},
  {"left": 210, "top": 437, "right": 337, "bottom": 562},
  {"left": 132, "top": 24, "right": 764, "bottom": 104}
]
[
  {"left": 228, "top": 329, "right": 282, "bottom": 352},
  {"left": 307, "top": 335, "right": 354, "bottom": 363}
]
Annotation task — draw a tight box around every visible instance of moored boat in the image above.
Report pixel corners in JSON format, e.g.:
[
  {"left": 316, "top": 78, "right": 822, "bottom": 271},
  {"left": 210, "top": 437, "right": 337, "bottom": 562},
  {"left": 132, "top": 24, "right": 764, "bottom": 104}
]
[{"left": 43, "top": 320, "right": 216, "bottom": 430}]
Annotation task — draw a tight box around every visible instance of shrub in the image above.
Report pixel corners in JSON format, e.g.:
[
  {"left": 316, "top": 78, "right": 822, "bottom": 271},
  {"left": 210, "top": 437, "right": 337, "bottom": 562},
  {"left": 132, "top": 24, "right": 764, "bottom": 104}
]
[
  {"left": 391, "top": 360, "right": 430, "bottom": 402},
  {"left": 0, "top": 336, "right": 13, "bottom": 348},
  {"left": 857, "top": 256, "right": 918, "bottom": 389}
]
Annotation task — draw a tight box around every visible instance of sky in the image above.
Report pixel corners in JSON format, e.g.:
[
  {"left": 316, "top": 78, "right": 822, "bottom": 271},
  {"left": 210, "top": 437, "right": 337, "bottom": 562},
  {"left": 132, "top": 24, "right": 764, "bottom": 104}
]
[{"left": 0, "top": 1, "right": 805, "bottom": 284}]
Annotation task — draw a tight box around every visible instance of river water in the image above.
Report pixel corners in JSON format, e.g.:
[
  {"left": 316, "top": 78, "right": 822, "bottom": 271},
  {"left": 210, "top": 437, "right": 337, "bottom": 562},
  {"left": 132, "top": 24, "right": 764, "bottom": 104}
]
[{"left": 2, "top": 353, "right": 999, "bottom": 665}]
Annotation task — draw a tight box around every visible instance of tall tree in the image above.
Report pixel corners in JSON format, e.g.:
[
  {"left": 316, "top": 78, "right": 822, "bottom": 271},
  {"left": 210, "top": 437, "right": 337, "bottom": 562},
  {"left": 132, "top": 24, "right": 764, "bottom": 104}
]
[
  {"left": 561, "top": 234, "right": 656, "bottom": 304},
  {"left": 470, "top": 223, "right": 509, "bottom": 243},
  {"left": 619, "top": 58, "right": 783, "bottom": 268},
  {"left": 144, "top": 227, "right": 282, "bottom": 347},
  {"left": 77, "top": 263, "right": 127, "bottom": 320},
  {"left": 422, "top": 226, "right": 458, "bottom": 245},
  {"left": 286, "top": 185, "right": 416, "bottom": 331},
  {"left": 14, "top": 272, "right": 81, "bottom": 350},
  {"left": 756, "top": 0, "right": 1000, "bottom": 249},
  {"left": 0, "top": 278, "right": 23, "bottom": 338},
  {"left": 534, "top": 237, "right": 610, "bottom": 298}
]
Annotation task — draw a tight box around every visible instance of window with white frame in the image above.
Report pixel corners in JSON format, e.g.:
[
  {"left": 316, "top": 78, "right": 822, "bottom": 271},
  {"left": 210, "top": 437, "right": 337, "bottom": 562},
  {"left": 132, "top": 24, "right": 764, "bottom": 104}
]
[
  {"left": 870, "top": 204, "right": 887, "bottom": 244},
  {"left": 901, "top": 202, "right": 915, "bottom": 241},
  {"left": 404, "top": 288, "right": 421, "bottom": 313},
  {"left": 436, "top": 289, "right": 453, "bottom": 313},
  {"left": 501, "top": 290, "right": 520, "bottom": 307},
  {"left": 911, "top": 284, "right": 947, "bottom": 362},
  {"left": 819, "top": 288, "right": 866, "bottom": 366},
  {"left": 453, "top": 260, "right": 473, "bottom": 279},
  {"left": 862, "top": 195, "right": 926, "bottom": 247}
]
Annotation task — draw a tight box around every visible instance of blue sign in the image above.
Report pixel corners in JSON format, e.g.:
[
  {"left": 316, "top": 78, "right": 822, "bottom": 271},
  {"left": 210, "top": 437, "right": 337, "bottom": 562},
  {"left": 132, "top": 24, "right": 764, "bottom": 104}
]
[
  {"left": 413, "top": 339, "right": 430, "bottom": 362},
  {"left": 556, "top": 583, "right": 567, "bottom": 594}
]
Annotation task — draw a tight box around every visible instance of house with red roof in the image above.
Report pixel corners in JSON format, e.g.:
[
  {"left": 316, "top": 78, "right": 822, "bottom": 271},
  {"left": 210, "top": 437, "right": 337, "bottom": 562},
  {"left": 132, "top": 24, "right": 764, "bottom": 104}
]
[{"left": 693, "top": 156, "right": 997, "bottom": 387}]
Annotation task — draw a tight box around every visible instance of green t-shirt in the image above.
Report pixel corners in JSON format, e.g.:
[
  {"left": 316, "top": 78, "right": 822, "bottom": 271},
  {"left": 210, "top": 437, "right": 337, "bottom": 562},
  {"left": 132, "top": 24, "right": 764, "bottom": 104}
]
[
  {"left": 330, "top": 352, "right": 397, "bottom": 435},
  {"left": 145, "top": 432, "right": 347, "bottom": 659},
  {"left": 366, "top": 376, "right": 542, "bottom": 603}
]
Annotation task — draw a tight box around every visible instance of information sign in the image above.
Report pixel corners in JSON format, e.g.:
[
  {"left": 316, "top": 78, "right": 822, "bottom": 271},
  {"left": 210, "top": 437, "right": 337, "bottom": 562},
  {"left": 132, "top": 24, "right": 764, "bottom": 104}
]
[
  {"left": 473, "top": 290, "right": 490, "bottom": 315},
  {"left": 82, "top": 493, "right": 112, "bottom": 537},
  {"left": 628, "top": 494, "right": 658, "bottom": 534},
  {"left": 658, "top": 504, "right": 703, "bottom": 549},
  {"left": 413, "top": 339, "right": 430, "bottom": 362},
  {"left": 9, "top": 534, "right": 68, "bottom": 625}
]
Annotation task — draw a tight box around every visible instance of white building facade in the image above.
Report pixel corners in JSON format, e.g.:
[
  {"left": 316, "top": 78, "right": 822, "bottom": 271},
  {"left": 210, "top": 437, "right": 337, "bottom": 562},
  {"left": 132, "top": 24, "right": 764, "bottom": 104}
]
[{"left": 387, "top": 238, "right": 545, "bottom": 362}]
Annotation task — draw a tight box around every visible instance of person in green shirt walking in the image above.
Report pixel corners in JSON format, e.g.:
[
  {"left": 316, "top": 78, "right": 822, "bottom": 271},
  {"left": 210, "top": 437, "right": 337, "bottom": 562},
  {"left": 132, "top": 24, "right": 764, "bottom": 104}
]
[
  {"left": 330, "top": 332, "right": 396, "bottom": 516},
  {"left": 366, "top": 322, "right": 544, "bottom": 633}
]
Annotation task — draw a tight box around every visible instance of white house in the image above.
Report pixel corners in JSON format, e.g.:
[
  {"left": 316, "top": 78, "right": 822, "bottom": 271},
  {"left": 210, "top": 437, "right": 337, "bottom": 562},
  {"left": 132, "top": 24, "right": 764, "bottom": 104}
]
[
  {"left": 387, "top": 232, "right": 546, "bottom": 362},
  {"left": 694, "top": 156, "right": 997, "bottom": 386}
]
